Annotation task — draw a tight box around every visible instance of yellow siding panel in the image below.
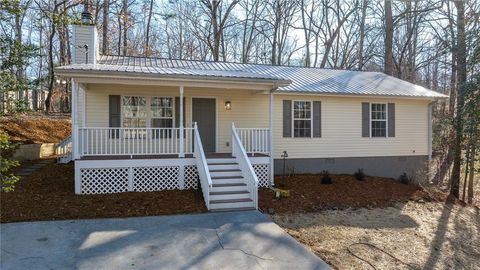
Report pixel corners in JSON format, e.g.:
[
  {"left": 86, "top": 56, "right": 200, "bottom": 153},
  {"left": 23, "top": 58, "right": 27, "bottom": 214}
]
[{"left": 84, "top": 84, "right": 430, "bottom": 158}]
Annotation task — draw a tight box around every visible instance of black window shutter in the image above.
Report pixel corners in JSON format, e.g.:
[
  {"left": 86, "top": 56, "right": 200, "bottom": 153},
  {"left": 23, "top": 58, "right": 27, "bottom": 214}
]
[
  {"left": 283, "top": 100, "right": 292, "bottom": 138},
  {"left": 388, "top": 103, "right": 395, "bottom": 137},
  {"left": 312, "top": 101, "right": 321, "bottom": 137},
  {"left": 362, "top": 102, "right": 370, "bottom": 137},
  {"left": 109, "top": 95, "right": 121, "bottom": 138}
]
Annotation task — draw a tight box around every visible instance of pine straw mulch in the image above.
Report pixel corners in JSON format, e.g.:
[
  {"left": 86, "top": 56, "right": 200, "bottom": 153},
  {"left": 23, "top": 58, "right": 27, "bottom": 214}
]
[
  {"left": 259, "top": 174, "right": 432, "bottom": 214},
  {"left": 1, "top": 162, "right": 207, "bottom": 223},
  {"left": 0, "top": 112, "right": 71, "bottom": 144}
]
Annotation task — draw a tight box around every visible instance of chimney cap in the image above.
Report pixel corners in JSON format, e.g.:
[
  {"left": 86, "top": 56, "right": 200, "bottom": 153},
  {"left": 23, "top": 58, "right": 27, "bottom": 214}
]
[{"left": 81, "top": 1, "right": 92, "bottom": 24}]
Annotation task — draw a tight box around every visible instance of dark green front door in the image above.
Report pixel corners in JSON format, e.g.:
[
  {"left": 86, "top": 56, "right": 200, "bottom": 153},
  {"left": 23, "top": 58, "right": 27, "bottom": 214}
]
[{"left": 192, "top": 98, "right": 216, "bottom": 153}]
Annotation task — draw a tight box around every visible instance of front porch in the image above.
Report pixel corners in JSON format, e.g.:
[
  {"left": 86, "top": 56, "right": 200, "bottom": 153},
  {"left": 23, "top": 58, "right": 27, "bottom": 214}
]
[
  {"left": 61, "top": 78, "right": 277, "bottom": 211},
  {"left": 73, "top": 125, "right": 271, "bottom": 211}
]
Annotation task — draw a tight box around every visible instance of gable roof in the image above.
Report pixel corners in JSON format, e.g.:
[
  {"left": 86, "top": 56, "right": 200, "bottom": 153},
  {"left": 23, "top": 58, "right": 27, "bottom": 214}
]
[{"left": 56, "top": 55, "right": 447, "bottom": 99}]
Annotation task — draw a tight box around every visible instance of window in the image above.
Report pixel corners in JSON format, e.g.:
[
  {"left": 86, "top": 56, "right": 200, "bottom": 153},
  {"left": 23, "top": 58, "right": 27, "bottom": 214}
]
[
  {"left": 122, "top": 96, "right": 147, "bottom": 127},
  {"left": 293, "top": 101, "right": 312, "bottom": 138},
  {"left": 151, "top": 97, "right": 173, "bottom": 128},
  {"left": 371, "top": 103, "right": 387, "bottom": 137}
]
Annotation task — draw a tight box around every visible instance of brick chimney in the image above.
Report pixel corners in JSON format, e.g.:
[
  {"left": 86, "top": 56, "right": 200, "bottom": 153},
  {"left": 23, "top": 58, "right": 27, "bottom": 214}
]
[{"left": 72, "top": 1, "right": 98, "bottom": 64}]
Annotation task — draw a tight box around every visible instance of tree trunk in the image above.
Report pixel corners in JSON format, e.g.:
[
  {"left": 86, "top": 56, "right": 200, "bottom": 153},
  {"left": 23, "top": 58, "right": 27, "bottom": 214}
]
[
  {"left": 384, "top": 0, "right": 394, "bottom": 75},
  {"left": 450, "top": 0, "right": 466, "bottom": 199},
  {"left": 102, "top": 0, "right": 109, "bottom": 55},
  {"left": 122, "top": 0, "right": 128, "bottom": 56},
  {"left": 467, "top": 143, "right": 475, "bottom": 204},
  {"left": 358, "top": 0, "right": 368, "bottom": 70},
  {"left": 145, "top": 0, "right": 154, "bottom": 56},
  {"left": 45, "top": 2, "right": 59, "bottom": 113}
]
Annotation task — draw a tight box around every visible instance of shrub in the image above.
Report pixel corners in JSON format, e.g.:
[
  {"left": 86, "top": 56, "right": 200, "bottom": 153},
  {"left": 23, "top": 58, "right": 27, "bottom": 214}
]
[
  {"left": 354, "top": 168, "right": 365, "bottom": 181},
  {"left": 321, "top": 170, "right": 332, "bottom": 184},
  {"left": 0, "top": 131, "right": 20, "bottom": 192},
  {"left": 398, "top": 173, "right": 411, "bottom": 185}
]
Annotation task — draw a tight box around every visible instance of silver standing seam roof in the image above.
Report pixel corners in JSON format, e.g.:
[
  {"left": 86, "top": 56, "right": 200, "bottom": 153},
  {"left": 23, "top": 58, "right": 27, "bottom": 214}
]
[{"left": 55, "top": 55, "right": 447, "bottom": 98}]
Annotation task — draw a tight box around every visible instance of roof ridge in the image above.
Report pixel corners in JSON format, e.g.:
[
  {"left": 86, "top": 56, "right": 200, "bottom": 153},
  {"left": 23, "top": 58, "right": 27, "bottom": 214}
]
[{"left": 98, "top": 54, "right": 372, "bottom": 73}]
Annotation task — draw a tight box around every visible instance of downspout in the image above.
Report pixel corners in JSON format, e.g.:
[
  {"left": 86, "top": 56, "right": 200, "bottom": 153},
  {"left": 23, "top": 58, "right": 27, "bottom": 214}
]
[
  {"left": 269, "top": 84, "right": 278, "bottom": 187},
  {"left": 427, "top": 100, "right": 436, "bottom": 182}
]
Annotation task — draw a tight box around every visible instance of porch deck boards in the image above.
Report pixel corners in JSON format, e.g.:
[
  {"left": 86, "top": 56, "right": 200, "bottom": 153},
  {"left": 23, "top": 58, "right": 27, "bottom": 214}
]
[{"left": 79, "top": 153, "right": 269, "bottom": 160}]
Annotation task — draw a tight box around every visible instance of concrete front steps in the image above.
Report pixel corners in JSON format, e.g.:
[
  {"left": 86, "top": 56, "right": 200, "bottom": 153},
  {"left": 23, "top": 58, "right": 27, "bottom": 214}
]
[{"left": 207, "top": 157, "right": 255, "bottom": 212}]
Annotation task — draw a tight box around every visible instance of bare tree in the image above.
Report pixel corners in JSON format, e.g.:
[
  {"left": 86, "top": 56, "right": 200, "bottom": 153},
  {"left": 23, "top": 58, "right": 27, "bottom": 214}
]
[{"left": 102, "top": 0, "right": 109, "bottom": 55}]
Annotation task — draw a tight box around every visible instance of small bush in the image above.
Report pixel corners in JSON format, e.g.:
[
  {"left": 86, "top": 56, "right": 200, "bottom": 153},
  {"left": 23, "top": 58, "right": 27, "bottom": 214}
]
[
  {"left": 321, "top": 170, "right": 332, "bottom": 184},
  {"left": 354, "top": 168, "right": 365, "bottom": 181},
  {"left": 0, "top": 131, "right": 20, "bottom": 192},
  {"left": 398, "top": 173, "right": 411, "bottom": 185}
]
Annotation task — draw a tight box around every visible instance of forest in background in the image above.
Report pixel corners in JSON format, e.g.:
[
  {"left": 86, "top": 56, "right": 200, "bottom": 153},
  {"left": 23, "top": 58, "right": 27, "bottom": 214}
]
[{"left": 0, "top": 0, "right": 478, "bottom": 202}]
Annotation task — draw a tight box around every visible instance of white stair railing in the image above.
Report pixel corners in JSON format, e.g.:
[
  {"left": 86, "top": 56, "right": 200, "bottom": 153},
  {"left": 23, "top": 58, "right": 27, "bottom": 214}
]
[
  {"left": 193, "top": 122, "right": 212, "bottom": 210},
  {"left": 231, "top": 123, "right": 259, "bottom": 209},
  {"left": 55, "top": 135, "right": 73, "bottom": 163},
  {"left": 235, "top": 128, "right": 270, "bottom": 156}
]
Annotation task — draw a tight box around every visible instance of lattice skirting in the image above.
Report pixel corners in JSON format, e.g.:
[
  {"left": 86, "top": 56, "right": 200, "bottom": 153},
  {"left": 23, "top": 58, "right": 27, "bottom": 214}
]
[
  {"left": 79, "top": 165, "right": 199, "bottom": 194},
  {"left": 253, "top": 163, "right": 270, "bottom": 187}
]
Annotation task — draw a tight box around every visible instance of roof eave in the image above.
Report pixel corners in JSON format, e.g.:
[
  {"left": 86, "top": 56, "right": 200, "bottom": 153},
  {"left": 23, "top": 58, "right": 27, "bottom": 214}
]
[
  {"left": 273, "top": 89, "right": 448, "bottom": 100},
  {"left": 54, "top": 68, "right": 292, "bottom": 87}
]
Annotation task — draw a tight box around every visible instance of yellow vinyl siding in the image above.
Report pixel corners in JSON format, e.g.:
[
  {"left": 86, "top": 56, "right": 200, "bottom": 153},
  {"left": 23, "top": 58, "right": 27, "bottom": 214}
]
[
  {"left": 273, "top": 95, "right": 429, "bottom": 158},
  {"left": 83, "top": 84, "right": 429, "bottom": 158},
  {"left": 84, "top": 84, "right": 269, "bottom": 153}
]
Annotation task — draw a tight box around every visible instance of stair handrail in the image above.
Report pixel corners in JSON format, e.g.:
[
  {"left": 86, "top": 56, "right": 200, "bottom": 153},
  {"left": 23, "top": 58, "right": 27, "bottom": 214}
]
[
  {"left": 193, "top": 122, "right": 212, "bottom": 210},
  {"left": 231, "top": 123, "right": 259, "bottom": 209},
  {"left": 55, "top": 134, "right": 72, "bottom": 156}
]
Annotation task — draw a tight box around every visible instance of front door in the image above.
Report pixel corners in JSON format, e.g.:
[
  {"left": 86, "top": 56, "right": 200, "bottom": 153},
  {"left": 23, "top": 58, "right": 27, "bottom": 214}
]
[{"left": 192, "top": 98, "right": 216, "bottom": 152}]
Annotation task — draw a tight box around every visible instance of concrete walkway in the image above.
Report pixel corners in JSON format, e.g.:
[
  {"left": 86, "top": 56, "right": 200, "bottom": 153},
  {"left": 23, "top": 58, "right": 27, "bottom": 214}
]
[
  {"left": 15, "top": 159, "right": 54, "bottom": 177},
  {"left": 1, "top": 211, "right": 330, "bottom": 270}
]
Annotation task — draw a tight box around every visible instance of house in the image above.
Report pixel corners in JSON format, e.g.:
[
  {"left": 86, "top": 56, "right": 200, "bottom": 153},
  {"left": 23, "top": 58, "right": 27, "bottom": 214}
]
[{"left": 55, "top": 10, "right": 447, "bottom": 211}]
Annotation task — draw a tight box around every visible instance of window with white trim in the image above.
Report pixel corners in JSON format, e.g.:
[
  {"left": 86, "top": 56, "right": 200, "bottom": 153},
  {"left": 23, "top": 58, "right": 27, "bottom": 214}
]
[
  {"left": 122, "top": 96, "right": 147, "bottom": 127},
  {"left": 371, "top": 103, "right": 387, "bottom": 137},
  {"left": 151, "top": 97, "right": 173, "bottom": 128},
  {"left": 293, "top": 101, "right": 312, "bottom": 138}
]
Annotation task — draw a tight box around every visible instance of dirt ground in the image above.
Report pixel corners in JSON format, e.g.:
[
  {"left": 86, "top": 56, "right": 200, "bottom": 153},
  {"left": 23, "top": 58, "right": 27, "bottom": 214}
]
[
  {"left": 1, "top": 162, "right": 207, "bottom": 223},
  {"left": 259, "top": 174, "right": 431, "bottom": 213},
  {"left": 273, "top": 202, "right": 480, "bottom": 270},
  {"left": 0, "top": 112, "right": 71, "bottom": 144}
]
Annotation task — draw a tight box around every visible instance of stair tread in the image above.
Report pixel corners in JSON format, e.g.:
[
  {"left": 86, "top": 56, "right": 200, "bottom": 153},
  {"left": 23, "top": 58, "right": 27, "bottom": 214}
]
[
  {"left": 211, "top": 175, "right": 243, "bottom": 179},
  {"left": 210, "top": 169, "right": 241, "bottom": 172},
  {"left": 212, "top": 183, "right": 247, "bottom": 187},
  {"left": 210, "top": 207, "right": 256, "bottom": 212},
  {"left": 210, "top": 190, "right": 249, "bottom": 195},
  {"left": 208, "top": 162, "right": 238, "bottom": 165},
  {"left": 210, "top": 198, "right": 253, "bottom": 204}
]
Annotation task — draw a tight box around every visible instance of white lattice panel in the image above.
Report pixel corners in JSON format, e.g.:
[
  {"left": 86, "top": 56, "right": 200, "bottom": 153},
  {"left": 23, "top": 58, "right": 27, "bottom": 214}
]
[
  {"left": 253, "top": 164, "right": 270, "bottom": 187},
  {"left": 184, "top": 165, "right": 198, "bottom": 189},
  {"left": 133, "top": 166, "right": 180, "bottom": 191},
  {"left": 80, "top": 167, "right": 129, "bottom": 194}
]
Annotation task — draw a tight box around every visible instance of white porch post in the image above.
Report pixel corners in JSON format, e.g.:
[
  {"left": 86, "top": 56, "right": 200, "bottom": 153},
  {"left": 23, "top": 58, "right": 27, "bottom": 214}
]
[
  {"left": 72, "top": 79, "right": 80, "bottom": 160},
  {"left": 269, "top": 89, "right": 275, "bottom": 186},
  {"left": 179, "top": 86, "right": 185, "bottom": 158}
]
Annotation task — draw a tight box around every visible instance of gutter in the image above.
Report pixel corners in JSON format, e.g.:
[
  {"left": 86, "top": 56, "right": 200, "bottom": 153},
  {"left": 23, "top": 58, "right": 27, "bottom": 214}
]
[
  {"left": 273, "top": 90, "right": 448, "bottom": 101},
  {"left": 54, "top": 68, "right": 292, "bottom": 87}
]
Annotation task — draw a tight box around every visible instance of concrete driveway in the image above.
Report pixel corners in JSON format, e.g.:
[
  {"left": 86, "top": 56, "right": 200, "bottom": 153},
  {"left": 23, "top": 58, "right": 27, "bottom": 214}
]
[{"left": 1, "top": 211, "right": 330, "bottom": 270}]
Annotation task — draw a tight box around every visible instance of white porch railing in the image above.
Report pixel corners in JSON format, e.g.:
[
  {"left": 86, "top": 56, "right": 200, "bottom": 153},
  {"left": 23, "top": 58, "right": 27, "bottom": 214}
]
[
  {"left": 232, "top": 123, "right": 259, "bottom": 209},
  {"left": 78, "top": 127, "right": 194, "bottom": 157},
  {"left": 235, "top": 127, "right": 270, "bottom": 155},
  {"left": 55, "top": 135, "right": 73, "bottom": 163},
  {"left": 193, "top": 122, "right": 212, "bottom": 210}
]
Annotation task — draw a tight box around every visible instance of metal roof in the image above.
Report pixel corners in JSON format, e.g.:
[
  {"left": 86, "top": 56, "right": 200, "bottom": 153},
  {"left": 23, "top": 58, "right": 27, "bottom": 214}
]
[{"left": 56, "top": 55, "right": 447, "bottom": 98}]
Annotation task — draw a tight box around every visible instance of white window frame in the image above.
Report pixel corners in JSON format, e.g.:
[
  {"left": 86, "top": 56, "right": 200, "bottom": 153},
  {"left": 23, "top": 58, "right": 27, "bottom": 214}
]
[
  {"left": 150, "top": 97, "right": 175, "bottom": 128},
  {"left": 292, "top": 100, "right": 313, "bottom": 138},
  {"left": 121, "top": 96, "right": 148, "bottom": 128},
  {"left": 369, "top": 103, "right": 388, "bottom": 138},
  {"left": 120, "top": 95, "right": 176, "bottom": 128}
]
